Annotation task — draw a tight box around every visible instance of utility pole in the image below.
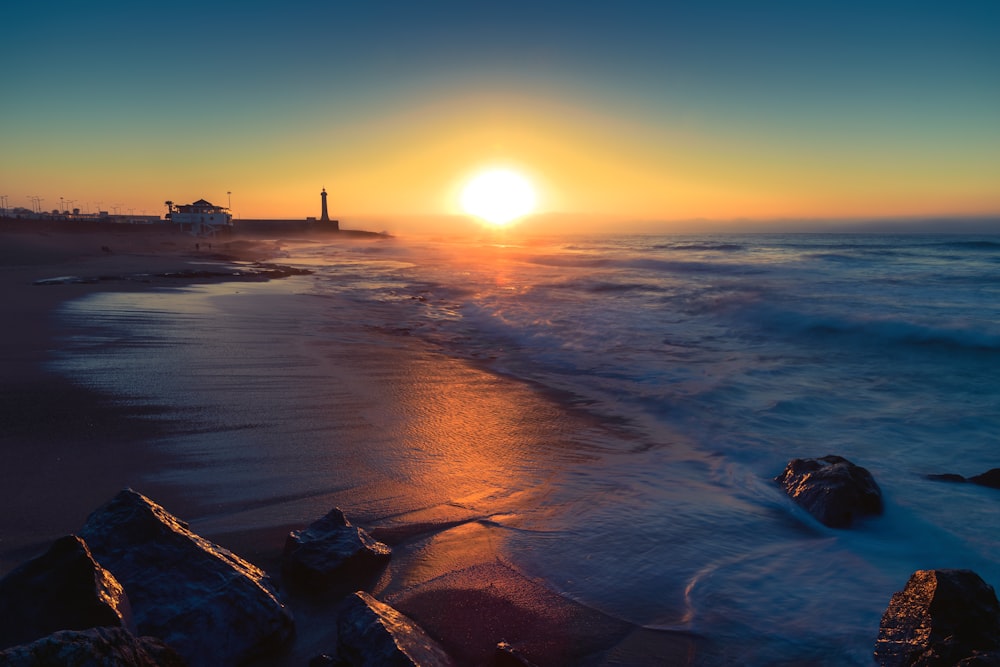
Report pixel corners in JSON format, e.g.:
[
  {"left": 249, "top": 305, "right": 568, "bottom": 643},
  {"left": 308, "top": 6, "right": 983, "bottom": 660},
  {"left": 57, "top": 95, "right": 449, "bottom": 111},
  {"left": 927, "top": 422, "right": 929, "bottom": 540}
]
[{"left": 227, "top": 191, "right": 232, "bottom": 211}]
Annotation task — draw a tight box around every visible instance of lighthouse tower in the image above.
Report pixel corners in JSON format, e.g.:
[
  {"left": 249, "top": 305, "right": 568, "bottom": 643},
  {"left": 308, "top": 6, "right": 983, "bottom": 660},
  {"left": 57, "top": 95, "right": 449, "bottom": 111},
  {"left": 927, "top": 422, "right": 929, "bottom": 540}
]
[
  {"left": 320, "top": 188, "right": 330, "bottom": 222},
  {"left": 319, "top": 187, "right": 339, "bottom": 230}
]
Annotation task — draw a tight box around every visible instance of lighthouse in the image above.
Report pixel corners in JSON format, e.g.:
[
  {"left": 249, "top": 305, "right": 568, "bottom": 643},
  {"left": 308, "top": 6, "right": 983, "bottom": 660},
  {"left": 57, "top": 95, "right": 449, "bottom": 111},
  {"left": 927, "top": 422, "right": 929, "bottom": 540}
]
[
  {"left": 320, "top": 188, "right": 330, "bottom": 222},
  {"left": 318, "top": 188, "right": 339, "bottom": 230}
]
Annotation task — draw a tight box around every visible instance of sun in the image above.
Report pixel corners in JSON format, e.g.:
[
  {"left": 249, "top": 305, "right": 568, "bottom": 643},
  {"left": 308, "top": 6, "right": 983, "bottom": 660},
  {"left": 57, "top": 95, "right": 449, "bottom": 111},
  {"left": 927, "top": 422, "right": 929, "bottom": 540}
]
[{"left": 460, "top": 169, "right": 536, "bottom": 225}]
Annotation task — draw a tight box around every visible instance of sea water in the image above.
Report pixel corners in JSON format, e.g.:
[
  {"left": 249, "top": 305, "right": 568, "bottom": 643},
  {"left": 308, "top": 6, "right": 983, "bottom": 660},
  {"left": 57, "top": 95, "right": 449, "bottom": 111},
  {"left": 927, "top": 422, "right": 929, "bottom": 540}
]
[
  {"left": 292, "top": 232, "right": 1000, "bottom": 664},
  {"left": 54, "top": 232, "right": 1000, "bottom": 664}
]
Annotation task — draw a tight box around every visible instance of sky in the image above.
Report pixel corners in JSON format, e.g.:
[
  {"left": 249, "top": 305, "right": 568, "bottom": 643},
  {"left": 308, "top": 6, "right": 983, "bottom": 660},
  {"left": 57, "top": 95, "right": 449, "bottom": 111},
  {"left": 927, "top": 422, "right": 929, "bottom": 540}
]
[{"left": 3, "top": 1, "right": 999, "bottom": 233}]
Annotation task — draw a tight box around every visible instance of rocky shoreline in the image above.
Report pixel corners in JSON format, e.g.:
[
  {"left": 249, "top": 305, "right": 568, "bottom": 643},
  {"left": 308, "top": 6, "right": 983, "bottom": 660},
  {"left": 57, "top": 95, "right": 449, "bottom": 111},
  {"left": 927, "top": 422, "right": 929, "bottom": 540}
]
[
  {"left": 772, "top": 455, "right": 1000, "bottom": 666},
  {"left": 31, "top": 262, "right": 314, "bottom": 287},
  {"left": 0, "top": 489, "right": 527, "bottom": 666},
  {"left": 5, "top": 228, "right": 1000, "bottom": 665},
  {"left": 4, "top": 459, "right": 1000, "bottom": 665}
]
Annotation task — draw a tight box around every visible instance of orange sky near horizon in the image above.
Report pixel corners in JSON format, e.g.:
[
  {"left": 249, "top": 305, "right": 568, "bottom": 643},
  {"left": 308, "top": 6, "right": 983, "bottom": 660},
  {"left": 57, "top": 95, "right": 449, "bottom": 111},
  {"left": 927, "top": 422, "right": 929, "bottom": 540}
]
[{"left": 7, "top": 89, "right": 998, "bottom": 234}]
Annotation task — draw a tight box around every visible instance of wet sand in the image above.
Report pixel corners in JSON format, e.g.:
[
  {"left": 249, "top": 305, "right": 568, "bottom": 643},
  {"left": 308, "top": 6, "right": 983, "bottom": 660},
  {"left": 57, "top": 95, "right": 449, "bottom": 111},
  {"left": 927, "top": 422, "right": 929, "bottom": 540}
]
[
  {"left": 0, "top": 228, "right": 282, "bottom": 567},
  {"left": 0, "top": 226, "right": 702, "bottom": 665}
]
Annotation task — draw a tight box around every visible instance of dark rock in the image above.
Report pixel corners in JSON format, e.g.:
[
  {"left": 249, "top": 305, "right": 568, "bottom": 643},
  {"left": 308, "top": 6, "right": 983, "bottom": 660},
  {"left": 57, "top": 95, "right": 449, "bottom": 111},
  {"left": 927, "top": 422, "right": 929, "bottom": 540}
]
[
  {"left": 970, "top": 469, "right": 1000, "bottom": 489},
  {"left": 875, "top": 569, "right": 1000, "bottom": 667},
  {"left": 78, "top": 489, "right": 293, "bottom": 667},
  {"left": 925, "top": 469, "right": 1000, "bottom": 491},
  {"left": 283, "top": 508, "right": 391, "bottom": 587},
  {"left": 0, "top": 535, "right": 133, "bottom": 650},
  {"left": 0, "top": 626, "right": 185, "bottom": 666},
  {"left": 336, "top": 591, "right": 455, "bottom": 666},
  {"left": 774, "top": 455, "right": 883, "bottom": 528},
  {"left": 248, "top": 263, "right": 314, "bottom": 278},
  {"left": 926, "top": 473, "right": 968, "bottom": 483},
  {"left": 495, "top": 641, "right": 539, "bottom": 667}
]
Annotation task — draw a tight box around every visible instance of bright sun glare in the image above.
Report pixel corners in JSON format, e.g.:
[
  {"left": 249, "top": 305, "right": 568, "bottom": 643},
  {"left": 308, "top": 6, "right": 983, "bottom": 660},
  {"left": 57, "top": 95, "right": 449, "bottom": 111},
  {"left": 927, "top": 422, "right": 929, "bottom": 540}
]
[{"left": 460, "top": 169, "right": 536, "bottom": 225}]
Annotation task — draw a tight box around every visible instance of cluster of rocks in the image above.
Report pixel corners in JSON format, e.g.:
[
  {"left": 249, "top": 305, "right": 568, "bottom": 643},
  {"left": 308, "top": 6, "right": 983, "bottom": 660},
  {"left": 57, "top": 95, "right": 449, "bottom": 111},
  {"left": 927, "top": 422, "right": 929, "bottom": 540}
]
[
  {"left": 6, "top": 459, "right": 1000, "bottom": 666},
  {"left": 0, "top": 489, "right": 490, "bottom": 667},
  {"left": 157, "top": 263, "right": 314, "bottom": 282},
  {"left": 33, "top": 263, "right": 313, "bottom": 287},
  {"left": 775, "top": 455, "right": 1000, "bottom": 665}
]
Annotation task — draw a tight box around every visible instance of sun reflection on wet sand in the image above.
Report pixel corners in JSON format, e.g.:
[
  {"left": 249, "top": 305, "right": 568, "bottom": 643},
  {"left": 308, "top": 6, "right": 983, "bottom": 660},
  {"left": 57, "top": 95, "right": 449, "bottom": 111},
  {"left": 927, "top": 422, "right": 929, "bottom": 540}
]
[
  {"left": 52, "top": 276, "right": 612, "bottom": 534},
  {"left": 48, "top": 253, "right": 705, "bottom": 664}
]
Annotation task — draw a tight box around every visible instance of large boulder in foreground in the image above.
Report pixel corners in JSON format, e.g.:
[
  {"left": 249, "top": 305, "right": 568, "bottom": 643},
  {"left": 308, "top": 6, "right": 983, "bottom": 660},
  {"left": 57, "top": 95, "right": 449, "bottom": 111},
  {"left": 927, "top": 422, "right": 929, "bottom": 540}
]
[
  {"left": 336, "top": 591, "right": 455, "bottom": 666},
  {"left": 0, "top": 535, "right": 133, "bottom": 650},
  {"left": 0, "top": 626, "right": 184, "bottom": 667},
  {"left": 875, "top": 569, "right": 1000, "bottom": 666},
  {"left": 774, "top": 455, "right": 882, "bottom": 528},
  {"left": 283, "top": 508, "right": 391, "bottom": 588},
  {"left": 78, "top": 489, "right": 293, "bottom": 667}
]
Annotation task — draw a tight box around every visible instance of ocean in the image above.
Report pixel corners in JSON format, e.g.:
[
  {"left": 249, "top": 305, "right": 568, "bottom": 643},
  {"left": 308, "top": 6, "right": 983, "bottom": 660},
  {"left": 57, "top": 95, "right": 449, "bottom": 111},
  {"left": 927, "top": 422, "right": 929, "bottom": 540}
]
[{"left": 52, "top": 232, "right": 1000, "bottom": 665}]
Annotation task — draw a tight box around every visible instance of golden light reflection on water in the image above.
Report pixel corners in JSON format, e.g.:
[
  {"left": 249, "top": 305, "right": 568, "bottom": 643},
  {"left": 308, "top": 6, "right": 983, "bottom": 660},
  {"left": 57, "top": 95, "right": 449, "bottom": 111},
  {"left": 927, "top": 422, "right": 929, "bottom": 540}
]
[
  {"left": 378, "top": 355, "right": 555, "bottom": 506},
  {"left": 349, "top": 314, "right": 614, "bottom": 525},
  {"left": 360, "top": 344, "right": 624, "bottom": 602}
]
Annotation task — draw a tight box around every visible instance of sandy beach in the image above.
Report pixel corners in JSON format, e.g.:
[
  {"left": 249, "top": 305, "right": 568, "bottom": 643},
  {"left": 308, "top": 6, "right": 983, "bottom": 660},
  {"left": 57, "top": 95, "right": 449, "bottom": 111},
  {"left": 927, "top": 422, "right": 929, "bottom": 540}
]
[
  {"left": 0, "top": 227, "right": 282, "bottom": 564},
  {"left": 0, "top": 225, "right": 700, "bottom": 665}
]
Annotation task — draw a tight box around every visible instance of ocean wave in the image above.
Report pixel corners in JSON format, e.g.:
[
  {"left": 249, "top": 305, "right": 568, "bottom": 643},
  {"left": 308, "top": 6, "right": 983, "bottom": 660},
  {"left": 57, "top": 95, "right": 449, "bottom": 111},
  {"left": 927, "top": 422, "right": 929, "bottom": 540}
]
[
  {"left": 651, "top": 242, "right": 746, "bottom": 252},
  {"left": 754, "top": 307, "right": 1000, "bottom": 352},
  {"left": 928, "top": 240, "right": 1000, "bottom": 251},
  {"left": 526, "top": 254, "right": 764, "bottom": 276},
  {"left": 780, "top": 240, "right": 899, "bottom": 251},
  {"left": 805, "top": 252, "right": 864, "bottom": 263},
  {"left": 525, "top": 254, "right": 614, "bottom": 268},
  {"left": 544, "top": 280, "right": 665, "bottom": 294}
]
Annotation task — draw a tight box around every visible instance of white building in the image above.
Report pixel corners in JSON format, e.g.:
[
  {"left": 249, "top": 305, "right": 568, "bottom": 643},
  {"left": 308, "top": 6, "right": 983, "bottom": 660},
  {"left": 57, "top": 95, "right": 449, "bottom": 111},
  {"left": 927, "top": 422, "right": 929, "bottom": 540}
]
[{"left": 168, "top": 199, "right": 233, "bottom": 236}]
